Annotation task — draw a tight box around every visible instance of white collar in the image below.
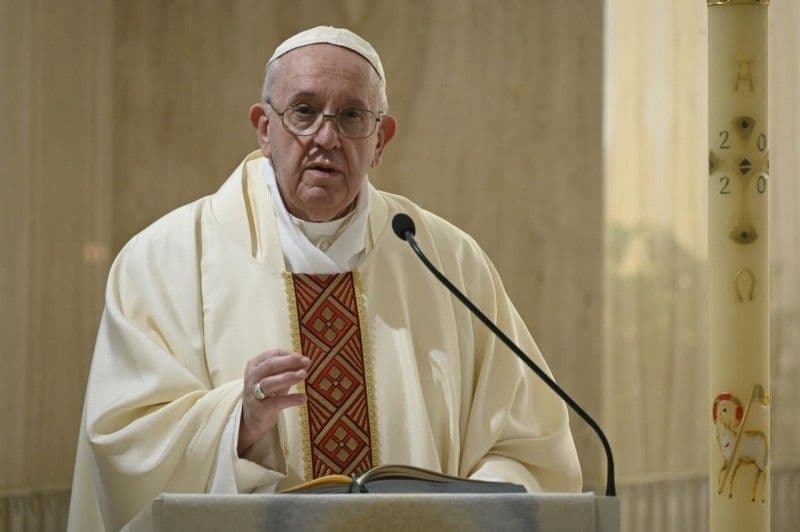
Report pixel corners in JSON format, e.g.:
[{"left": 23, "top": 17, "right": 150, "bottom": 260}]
[{"left": 264, "top": 159, "right": 369, "bottom": 273}]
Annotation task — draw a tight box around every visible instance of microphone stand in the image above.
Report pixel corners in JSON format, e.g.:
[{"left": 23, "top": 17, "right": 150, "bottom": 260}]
[{"left": 400, "top": 227, "right": 616, "bottom": 497}]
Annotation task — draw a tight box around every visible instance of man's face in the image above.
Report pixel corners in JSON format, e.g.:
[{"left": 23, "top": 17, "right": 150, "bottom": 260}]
[{"left": 250, "top": 44, "right": 396, "bottom": 222}]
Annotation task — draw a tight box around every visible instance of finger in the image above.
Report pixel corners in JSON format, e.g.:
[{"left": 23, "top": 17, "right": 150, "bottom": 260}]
[
  {"left": 251, "top": 352, "right": 310, "bottom": 381},
  {"left": 267, "top": 383, "right": 298, "bottom": 397},
  {"left": 255, "top": 368, "right": 308, "bottom": 397},
  {"left": 247, "top": 349, "right": 297, "bottom": 369},
  {"left": 265, "top": 393, "right": 307, "bottom": 410}
]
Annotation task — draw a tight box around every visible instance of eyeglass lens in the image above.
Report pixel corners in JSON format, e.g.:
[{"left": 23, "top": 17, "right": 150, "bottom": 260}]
[{"left": 283, "top": 105, "right": 377, "bottom": 138}]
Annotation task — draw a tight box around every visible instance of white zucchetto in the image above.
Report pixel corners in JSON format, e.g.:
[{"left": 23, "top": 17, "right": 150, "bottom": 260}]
[{"left": 267, "top": 26, "right": 384, "bottom": 81}]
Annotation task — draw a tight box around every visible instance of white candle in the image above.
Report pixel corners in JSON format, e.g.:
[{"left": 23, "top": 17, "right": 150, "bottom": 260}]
[{"left": 708, "top": 1, "right": 770, "bottom": 531}]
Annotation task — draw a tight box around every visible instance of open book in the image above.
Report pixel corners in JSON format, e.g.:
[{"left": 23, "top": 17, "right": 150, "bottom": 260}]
[{"left": 281, "top": 464, "right": 526, "bottom": 494}]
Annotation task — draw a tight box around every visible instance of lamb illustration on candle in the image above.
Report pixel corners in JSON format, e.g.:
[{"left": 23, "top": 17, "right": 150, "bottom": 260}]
[{"left": 713, "top": 386, "right": 769, "bottom": 503}]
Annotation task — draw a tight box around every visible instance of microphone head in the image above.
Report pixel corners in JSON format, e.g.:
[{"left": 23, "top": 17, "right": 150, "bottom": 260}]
[{"left": 392, "top": 213, "right": 416, "bottom": 241}]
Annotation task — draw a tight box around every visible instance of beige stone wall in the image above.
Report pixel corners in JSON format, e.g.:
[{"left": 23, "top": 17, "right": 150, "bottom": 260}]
[
  {"left": 0, "top": 1, "right": 112, "bottom": 498},
  {"left": 1, "top": 2, "right": 605, "bottom": 522}
]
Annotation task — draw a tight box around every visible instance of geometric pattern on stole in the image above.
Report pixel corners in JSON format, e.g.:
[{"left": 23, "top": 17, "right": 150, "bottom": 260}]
[{"left": 291, "top": 273, "right": 374, "bottom": 478}]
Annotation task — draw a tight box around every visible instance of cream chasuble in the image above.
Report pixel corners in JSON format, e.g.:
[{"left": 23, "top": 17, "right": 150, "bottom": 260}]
[{"left": 68, "top": 152, "right": 581, "bottom": 532}]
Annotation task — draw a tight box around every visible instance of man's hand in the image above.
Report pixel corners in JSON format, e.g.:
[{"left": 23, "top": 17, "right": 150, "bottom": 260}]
[{"left": 238, "top": 350, "right": 309, "bottom": 456}]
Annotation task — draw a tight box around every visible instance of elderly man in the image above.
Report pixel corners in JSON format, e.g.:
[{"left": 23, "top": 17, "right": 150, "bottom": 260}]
[{"left": 68, "top": 26, "right": 581, "bottom": 531}]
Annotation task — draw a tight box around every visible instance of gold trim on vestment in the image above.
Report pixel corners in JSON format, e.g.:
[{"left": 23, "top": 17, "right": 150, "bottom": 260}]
[
  {"left": 283, "top": 272, "right": 313, "bottom": 481},
  {"left": 353, "top": 271, "right": 380, "bottom": 467}
]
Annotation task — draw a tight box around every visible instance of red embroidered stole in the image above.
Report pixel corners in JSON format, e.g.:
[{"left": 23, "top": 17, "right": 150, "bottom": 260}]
[{"left": 289, "top": 272, "right": 376, "bottom": 478}]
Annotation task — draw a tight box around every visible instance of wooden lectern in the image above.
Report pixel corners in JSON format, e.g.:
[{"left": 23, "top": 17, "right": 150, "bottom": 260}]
[{"left": 151, "top": 493, "right": 619, "bottom": 531}]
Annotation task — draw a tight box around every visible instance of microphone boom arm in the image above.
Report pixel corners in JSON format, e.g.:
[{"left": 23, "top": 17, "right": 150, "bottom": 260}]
[{"left": 403, "top": 230, "right": 616, "bottom": 497}]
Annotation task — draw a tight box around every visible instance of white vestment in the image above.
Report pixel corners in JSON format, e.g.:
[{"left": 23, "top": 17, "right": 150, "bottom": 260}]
[{"left": 68, "top": 151, "right": 581, "bottom": 531}]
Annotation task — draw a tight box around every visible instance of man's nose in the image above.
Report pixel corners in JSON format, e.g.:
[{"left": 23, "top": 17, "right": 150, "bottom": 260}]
[{"left": 313, "top": 115, "right": 341, "bottom": 149}]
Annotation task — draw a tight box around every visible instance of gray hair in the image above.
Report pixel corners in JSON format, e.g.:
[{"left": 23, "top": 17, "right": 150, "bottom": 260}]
[{"left": 260, "top": 54, "right": 389, "bottom": 112}]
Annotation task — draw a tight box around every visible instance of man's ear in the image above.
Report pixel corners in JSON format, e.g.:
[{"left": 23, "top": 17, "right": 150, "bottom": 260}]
[
  {"left": 249, "top": 103, "right": 271, "bottom": 157},
  {"left": 370, "top": 115, "right": 397, "bottom": 167}
]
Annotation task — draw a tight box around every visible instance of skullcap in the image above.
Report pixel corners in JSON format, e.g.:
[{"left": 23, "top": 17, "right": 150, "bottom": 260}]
[{"left": 267, "top": 26, "right": 384, "bottom": 80}]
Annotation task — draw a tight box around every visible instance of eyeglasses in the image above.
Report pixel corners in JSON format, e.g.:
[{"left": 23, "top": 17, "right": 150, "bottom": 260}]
[{"left": 266, "top": 101, "right": 383, "bottom": 139}]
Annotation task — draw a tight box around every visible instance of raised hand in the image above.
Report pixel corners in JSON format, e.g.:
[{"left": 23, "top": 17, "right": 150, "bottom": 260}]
[{"left": 238, "top": 349, "right": 309, "bottom": 455}]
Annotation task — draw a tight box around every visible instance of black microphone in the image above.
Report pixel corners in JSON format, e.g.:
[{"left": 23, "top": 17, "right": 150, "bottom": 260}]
[
  {"left": 392, "top": 212, "right": 416, "bottom": 241},
  {"left": 391, "top": 213, "right": 616, "bottom": 497}
]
